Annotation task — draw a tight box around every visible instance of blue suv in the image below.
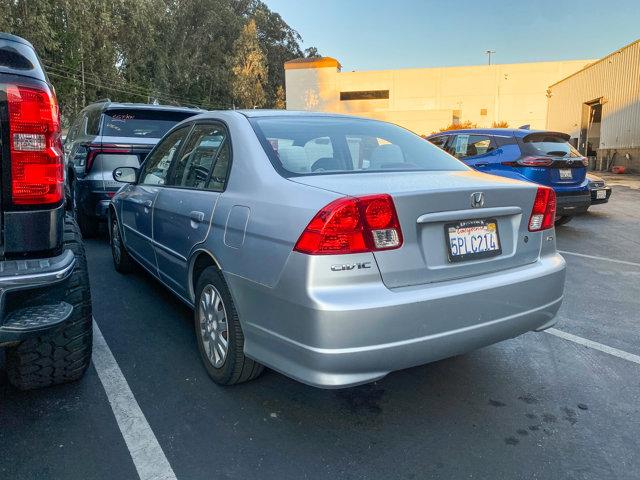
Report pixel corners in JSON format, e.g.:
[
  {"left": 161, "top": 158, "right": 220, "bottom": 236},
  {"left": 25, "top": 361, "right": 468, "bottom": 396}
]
[{"left": 427, "top": 129, "right": 590, "bottom": 225}]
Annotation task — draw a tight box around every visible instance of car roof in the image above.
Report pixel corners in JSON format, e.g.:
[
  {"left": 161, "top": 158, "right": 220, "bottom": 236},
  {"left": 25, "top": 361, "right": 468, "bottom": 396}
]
[
  {"left": 85, "top": 101, "right": 201, "bottom": 114},
  {"left": 0, "top": 32, "right": 33, "bottom": 48},
  {"left": 236, "top": 109, "right": 370, "bottom": 120},
  {"left": 427, "top": 128, "right": 565, "bottom": 138}
]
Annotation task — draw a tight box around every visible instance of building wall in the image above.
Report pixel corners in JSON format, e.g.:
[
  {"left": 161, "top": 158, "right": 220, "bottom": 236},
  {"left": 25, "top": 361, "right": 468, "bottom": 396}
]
[
  {"left": 546, "top": 39, "right": 640, "bottom": 165},
  {"left": 285, "top": 59, "right": 593, "bottom": 136}
]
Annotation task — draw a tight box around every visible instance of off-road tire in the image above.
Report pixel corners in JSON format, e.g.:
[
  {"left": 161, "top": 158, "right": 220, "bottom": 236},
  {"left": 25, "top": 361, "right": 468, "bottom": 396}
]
[
  {"left": 554, "top": 215, "right": 574, "bottom": 227},
  {"left": 110, "top": 212, "right": 135, "bottom": 273},
  {"left": 72, "top": 182, "right": 99, "bottom": 238},
  {"left": 6, "top": 214, "right": 93, "bottom": 390},
  {"left": 195, "top": 267, "right": 263, "bottom": 385}
]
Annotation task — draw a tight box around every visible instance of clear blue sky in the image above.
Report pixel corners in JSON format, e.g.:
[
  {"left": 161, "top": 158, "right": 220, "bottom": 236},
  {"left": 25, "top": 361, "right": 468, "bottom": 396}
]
[{"left": 265, "top": 0, "right": 640, "bottom": 71}]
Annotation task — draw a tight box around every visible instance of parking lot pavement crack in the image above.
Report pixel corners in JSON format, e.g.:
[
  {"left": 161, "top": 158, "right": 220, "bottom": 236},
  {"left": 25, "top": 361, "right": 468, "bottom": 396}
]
[{"left": 92, "top": 319, "right": 178, "bottom": 480}]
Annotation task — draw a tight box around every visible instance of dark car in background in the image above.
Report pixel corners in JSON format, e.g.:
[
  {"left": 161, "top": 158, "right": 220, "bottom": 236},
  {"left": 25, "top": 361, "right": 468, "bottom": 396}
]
[
  {"left": 427, "top": 129, "right": 591, "bottom": 226},
  {"left": 587, "top": 173, "right": 612, "bottom": 205},
  {"left": 64, "top": 101, "right": 199, "bottom": 236},
  {"left": 0, "top": 33, "right": 92, "bottom": 389}
]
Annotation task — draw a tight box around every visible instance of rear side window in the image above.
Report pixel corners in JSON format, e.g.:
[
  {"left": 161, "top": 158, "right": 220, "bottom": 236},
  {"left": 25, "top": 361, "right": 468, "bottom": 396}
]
[
  {"left": 428, "top": 135, "right": 448, "bottom": 149},
  {"left": 522, "top": 133, "right": 581, "bottom": 158},
  {"left": 169, "top": 123, "right": 229, "bottom": 190},
  {"left": 0, "top": 38, "right": 45, "bottom": 80},
  {"left": 449, "top": 134, "right": 495, "bottom": 159},
  {"left": 101, "top": 109, "right": 195, "bottom": 138},
  {"left": 250, "top": 116, "right": 467, "bottom": 176}
]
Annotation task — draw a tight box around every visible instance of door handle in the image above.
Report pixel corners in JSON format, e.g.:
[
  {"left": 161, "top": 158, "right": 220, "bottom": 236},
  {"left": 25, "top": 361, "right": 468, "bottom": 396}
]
[
  {"left": 475, "top": 162, "right": 489, "bottom": 168},
  {"left": 190, "top": 211, "right": 205, "bottom": 223}
]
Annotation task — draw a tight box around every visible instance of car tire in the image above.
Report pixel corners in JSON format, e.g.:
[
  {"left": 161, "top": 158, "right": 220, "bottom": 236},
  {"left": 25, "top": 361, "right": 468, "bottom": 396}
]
[
  {"left": 72, "top": 182, "right": 99, "bottom": 238},
  {"left": 6, "top": 214, "right": 93, "bottom": 390},
  {"left": 194, "top": 266, "right": 263, "bottom": 385},
  {"left": 554, "top": 215, "right": 574, "bottom": 226},
  {"left": 110, "top": 212, "right": 135, "bottom": 274}
]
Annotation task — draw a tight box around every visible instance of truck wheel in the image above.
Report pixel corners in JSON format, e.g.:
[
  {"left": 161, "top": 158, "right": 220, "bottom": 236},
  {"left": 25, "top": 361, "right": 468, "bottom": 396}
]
[
  {"left": 194, "top": 266, "right": 263, "bottom": 385},
  {"left": 73, "top": 183, "right": 99, "bottom": 238},
  {"left": 554, "top": 215, "right": 574, "bottom": 227},
  {"left": 110, "top": 213, "right": 135, "bottom": 273},
  {"left": 6, "top": 215, "right": 93, "bottom": 390}
]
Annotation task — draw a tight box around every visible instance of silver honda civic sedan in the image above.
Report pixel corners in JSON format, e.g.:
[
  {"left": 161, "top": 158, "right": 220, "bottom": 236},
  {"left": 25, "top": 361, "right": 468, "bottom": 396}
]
[{"left": 108, "top": 111, "right": 566, "bottom": 388}]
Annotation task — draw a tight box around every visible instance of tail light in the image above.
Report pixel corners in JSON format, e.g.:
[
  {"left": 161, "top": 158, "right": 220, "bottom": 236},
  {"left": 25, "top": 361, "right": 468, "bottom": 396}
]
[
  {"left": 528, "top": 186, "right": 556, "bottom": 232},
  {"left": 84, "top": 144, "right": 132, "bottom": 173},
  {"left": 7, "top": 84, "right": 63, "bottom": 205},
  {"left": 294, "top": 194, "right": 403, "bottom": 255},
  {"left": 503, "top": 156, "right": 554, "bottom": 167}
]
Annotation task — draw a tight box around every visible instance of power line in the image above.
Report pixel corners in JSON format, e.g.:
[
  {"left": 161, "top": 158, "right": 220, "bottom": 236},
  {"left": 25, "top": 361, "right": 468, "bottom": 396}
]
[
  {"left": 44, "top": 63, "right": 208, "bottom": 108},
  {"left": 43, "top": 60, "right": 233, "bottom": 109}
]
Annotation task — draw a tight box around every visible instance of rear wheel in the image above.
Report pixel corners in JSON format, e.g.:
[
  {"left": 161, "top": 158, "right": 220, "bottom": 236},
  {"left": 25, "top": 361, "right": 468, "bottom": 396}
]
[
  {"left": 554, "top": 215, "right": 573, "bottom": 226},
  {"left": 194, "top": 267, "right": 263, "bottom": 385},
  {"left": 6, "top": 215, "right": 93, "bottom": 390},
  {"left": 73, "top": 182, "right": 98, "bottom": 238}
]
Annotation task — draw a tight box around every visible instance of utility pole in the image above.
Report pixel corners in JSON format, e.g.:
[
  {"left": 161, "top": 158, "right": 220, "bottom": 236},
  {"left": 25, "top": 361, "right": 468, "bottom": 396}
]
[{"left": 485, "top": 50, "right": 496, "bottom": 66}]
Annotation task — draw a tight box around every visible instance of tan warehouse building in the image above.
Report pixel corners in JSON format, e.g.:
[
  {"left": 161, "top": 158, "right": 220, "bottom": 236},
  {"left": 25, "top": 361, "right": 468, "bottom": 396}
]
[
  {"left": 546, "top": 39, "right": 640, "bottom": 172},
  {"left": 284, "top": 57, "right": 593, "bottom": 136}
]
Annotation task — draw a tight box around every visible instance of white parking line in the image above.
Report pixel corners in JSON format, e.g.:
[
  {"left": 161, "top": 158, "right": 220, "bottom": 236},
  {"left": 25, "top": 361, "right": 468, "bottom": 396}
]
[
  {"left": 559, "top": 250, "right": 640, "bottom": 268},
  {"left": 92, "top": 320, "right": 178, "bottom": 480},
  {"left": 545, "top": 328, "right": 640, "bottom": 366}
]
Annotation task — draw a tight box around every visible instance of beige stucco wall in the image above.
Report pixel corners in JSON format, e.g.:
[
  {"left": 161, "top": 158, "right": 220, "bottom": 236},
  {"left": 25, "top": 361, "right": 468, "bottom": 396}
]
[{"left": 285, "top": 59, "right": 593, "bottom": 136}]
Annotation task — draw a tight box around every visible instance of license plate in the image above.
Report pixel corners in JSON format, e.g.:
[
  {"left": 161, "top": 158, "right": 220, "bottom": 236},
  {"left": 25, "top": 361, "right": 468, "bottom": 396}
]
[
  {"left": 559, "top": 169, "right": 573, "bottom": 179},
  {"left": 596, "top": 189, "right": 607, "bottom": 199},
  {"left": 445, "top": 219, "right": 502, "bottom": 263}
]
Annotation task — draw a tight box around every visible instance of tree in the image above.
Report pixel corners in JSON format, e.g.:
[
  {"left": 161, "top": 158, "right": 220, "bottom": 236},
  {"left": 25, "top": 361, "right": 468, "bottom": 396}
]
[
  {"left": 274, "top": 85, "right": 286, "bottom": 109},
  {"left": 491, "top": 120, "right": 509, "bottom": 128},
  {"left": 304, "top": 46, "right": 321, "bottom": 58},
  {"left": 438, "top": 120, "right": 477, "bottom": 132},
  {"left": 231, "top": 19, "right": 268, "bottom": 108}
]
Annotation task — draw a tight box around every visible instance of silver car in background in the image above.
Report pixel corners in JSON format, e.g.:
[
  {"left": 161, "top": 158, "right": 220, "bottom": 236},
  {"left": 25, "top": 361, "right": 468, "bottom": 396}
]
[{"left": 109, "top": 111, "right": 566, "bottom": 388}]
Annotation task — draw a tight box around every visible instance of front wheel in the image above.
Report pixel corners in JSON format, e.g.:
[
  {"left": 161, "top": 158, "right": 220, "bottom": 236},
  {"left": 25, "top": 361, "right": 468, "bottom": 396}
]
[
  {"left": 194, "top": 267, "right": 263, "bottom": 385},
  {"left": 554, "top": 215, "right": 574, "bottom": 227},
  {"left": 110, "top": 213, "right": 135, "bottom": 273}
]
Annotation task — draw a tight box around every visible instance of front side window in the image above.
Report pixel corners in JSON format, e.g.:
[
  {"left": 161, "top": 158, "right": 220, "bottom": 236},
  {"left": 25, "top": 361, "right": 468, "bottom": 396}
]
[
  {"left": 450, "top": 134, "right": 495, "bottom": 159},
  {"left": 250, "top": 116, "right": 467, "bottom": 176},
  {"left": 139, "top": 126, "right": 190, "bottom": 185},
  {"left": 169, "top": 123, "right": 228, "bottom": 190}
]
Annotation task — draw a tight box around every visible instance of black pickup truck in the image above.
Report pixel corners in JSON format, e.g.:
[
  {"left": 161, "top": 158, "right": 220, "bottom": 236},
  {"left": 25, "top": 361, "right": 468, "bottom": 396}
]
[{"left": 0, "top": 33, "right": 92, "bottom": 389}]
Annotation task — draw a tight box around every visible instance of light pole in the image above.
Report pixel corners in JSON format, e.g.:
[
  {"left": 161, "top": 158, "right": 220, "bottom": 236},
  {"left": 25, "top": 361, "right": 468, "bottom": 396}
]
[{"left": 485, "top": 50, "right": 496, "bottom": 66}]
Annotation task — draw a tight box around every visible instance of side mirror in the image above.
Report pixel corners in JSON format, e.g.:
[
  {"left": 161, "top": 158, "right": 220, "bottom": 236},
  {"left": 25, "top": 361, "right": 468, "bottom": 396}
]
[{"left": 113, "top": 166, "right": 139, "bottom": 184}]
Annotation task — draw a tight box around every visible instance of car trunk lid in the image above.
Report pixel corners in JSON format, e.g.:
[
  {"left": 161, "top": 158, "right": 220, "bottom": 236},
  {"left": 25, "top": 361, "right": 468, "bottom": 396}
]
[{"left": 290, "top": 170, "right": 542, "bottom": 288}]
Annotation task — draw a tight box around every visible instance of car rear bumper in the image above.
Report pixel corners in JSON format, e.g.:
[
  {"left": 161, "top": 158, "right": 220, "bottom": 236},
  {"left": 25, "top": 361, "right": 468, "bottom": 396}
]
[
  {"left": 556, "top": 191, "right": 591, "bottom": 215},
  {"left": 231, "top": 250, "right": 566, "bottom": 388},
  {"left": 590, "top": 186, "right": 612, "bottom": 205},
  {"left": 0, "top": 250, "right": 76, "bottom": 344}
]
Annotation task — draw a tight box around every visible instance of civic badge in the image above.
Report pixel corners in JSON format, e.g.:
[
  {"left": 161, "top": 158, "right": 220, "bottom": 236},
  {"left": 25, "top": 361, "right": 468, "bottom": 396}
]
[{"left": 471, "top": 192, "right": 485, "bottom": 208}]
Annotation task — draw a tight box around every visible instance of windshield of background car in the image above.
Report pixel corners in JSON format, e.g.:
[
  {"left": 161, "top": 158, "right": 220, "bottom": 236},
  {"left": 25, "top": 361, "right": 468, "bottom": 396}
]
[
  {"left": 522, "top": 133, "right": 582, "bottom": 158},
  {"left": 101, "top": 110, "right": 195, "bottom": 138},
  {"left": 250, "top": 116, "right": 468, "bottom": 176}
]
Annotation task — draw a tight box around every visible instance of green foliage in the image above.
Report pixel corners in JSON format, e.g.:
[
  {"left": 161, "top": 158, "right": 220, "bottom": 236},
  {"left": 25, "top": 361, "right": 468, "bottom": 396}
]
[
  {"left": 232, "top": 19, "right": 267, "bottom": 108},
  {"left": 0, "top": 0, "right": 313, "bottom": 125}
]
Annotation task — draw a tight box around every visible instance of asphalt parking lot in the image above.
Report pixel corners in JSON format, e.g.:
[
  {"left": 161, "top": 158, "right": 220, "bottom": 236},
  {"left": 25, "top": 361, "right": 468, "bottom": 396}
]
[{"left": 1, "top": 178, "right": 639, "bottom": 480}]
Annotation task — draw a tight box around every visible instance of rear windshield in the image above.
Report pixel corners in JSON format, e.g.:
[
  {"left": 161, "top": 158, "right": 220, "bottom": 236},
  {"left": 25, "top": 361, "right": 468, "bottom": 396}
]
[
  {"left": 522, "top": 133, "right": 581, "bottom": 158},
  {"left": 250, "top": 116, "right": 467, "bottom": 176},
  {"left": 0, "top": 38, "right": 46, "bottom": 80},
  {"left": 101, "top": 110, "right": 195, "bottom": 138}
]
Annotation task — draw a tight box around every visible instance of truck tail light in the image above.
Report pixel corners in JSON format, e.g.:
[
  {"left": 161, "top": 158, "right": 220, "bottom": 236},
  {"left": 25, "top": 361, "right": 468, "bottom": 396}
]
[
  {"left": 7, "top": 84, "right": 63, "bottom": 205},
  {"left": 294, "top": 194, "right": 403, "bottom": 255},
  {"left": 528, "top": 186, "right": 556, "bottom": 232}
]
